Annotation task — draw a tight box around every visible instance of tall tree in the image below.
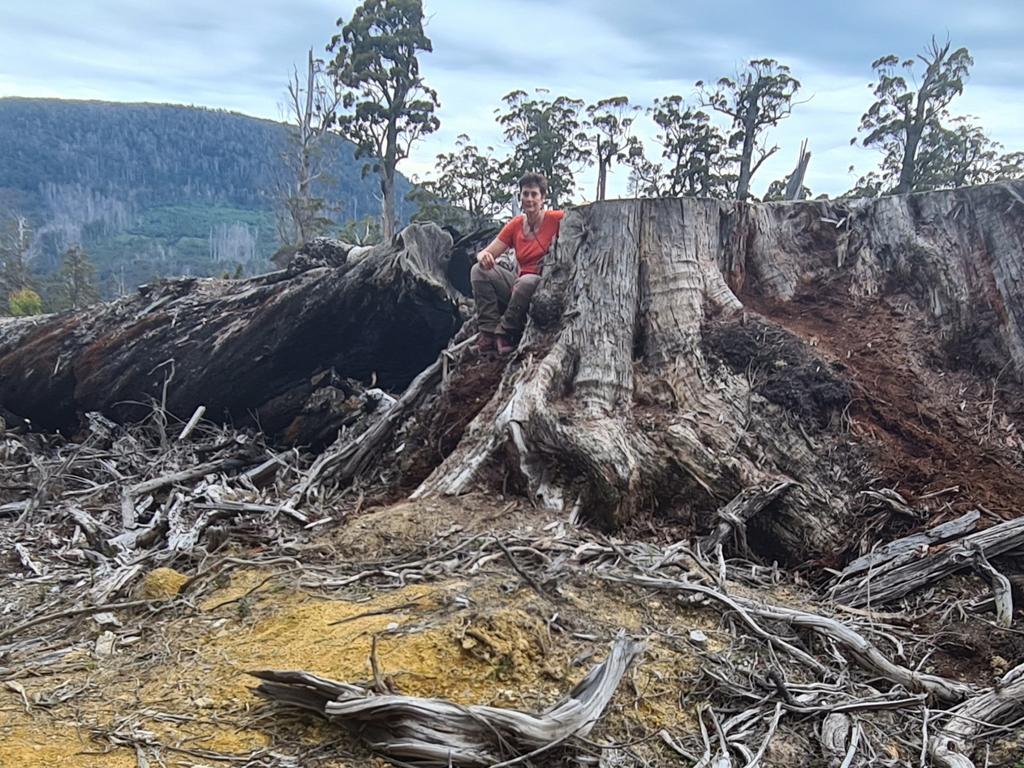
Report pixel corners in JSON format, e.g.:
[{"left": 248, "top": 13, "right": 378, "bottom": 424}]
[
  {"left": 584, "top": 97, "right": 641, "bottom": 201},
  {"left": 854, "top": 38, "right": 973, "bottom": 194},
  {"left": 642, "top": 97, "right": 733, "bottom": 198},
  {"left": 497, "top": 90, "right": 590, "bottom": 207},
  {"left": 412, "top": 135, "right": 512, "bottom": 227},
  {"left": 697, "top": 59, "right": 801, "bottom": 200},
  {"left": 56, "top": 244, "right": 99, "bottom": 311},
  {"left": 277, "top": 49, "right": 341, "bottom": 250},
  {"left": 328, "top": 0, "right": 439, "bottom": 241}
]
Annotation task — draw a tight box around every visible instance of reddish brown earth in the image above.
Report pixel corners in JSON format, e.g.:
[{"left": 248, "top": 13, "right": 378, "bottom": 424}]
[{"left": 748, "top": 291, "right": 1024, "bottom": 528}]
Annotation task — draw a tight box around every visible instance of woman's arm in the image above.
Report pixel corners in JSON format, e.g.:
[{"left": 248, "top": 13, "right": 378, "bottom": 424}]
[{"left": 476, "top": 237, "right": 508, "bottom": 270}]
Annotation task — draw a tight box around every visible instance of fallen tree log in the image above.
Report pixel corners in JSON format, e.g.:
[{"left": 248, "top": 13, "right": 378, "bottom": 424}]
[
  {"left": 832, "top": 514, "right": 1024, "bottom": 607},
  {"left": 0, "top": 226, "right": 466, "bottom": 443}
]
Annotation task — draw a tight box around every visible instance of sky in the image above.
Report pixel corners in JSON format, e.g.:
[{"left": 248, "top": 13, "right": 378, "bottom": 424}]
[{"left": 1, "top": 0, "right": 1022, "bottom": 201}]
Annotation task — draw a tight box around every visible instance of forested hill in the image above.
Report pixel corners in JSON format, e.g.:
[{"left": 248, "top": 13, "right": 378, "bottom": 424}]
[{"left": 0, "top": 97, "right": 414, "bottom": 295}]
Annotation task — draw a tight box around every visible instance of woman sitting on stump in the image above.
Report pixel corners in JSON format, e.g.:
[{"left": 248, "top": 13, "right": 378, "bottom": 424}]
[{"left": 473, "top": 172, "right": 564, "bottom": 354}]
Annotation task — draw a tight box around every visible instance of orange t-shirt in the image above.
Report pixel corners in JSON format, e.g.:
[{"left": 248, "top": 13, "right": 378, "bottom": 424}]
[{"left": 497, "top": 210, "right": 565, "bottom": 275}]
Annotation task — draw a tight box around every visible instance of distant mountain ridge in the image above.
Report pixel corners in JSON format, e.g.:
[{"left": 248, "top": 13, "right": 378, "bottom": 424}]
[{"left": 0, "top": 97, "right": 414, "bottom": 296}]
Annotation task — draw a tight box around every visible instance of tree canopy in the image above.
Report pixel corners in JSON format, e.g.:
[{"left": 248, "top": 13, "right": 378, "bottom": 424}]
[
  {"left": 697, "top": 58, "right": 801, "bottom": 200},
  {"left": 854, "top": 38, "right": 973, "bottom": 194},
  {"left": 497, "top": 89, "right": 590, "bottom": 208},
  {"left": 328, "top": 0, "right": 439, "bottom": 240}
]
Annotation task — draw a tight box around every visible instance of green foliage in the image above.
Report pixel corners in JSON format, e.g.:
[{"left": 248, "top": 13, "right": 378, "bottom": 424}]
[
  {"left": 9, "top": 287, "right": 43, "bottom": 316},
  {"left": 630, "top": 97, "right": 733, "bottom": 199},
  {"left": 56, "top": 244, "right": 99, "bottom": 310},
  {"left": 410, "top": 135, "right": 512, "bottom": 228},
  {"left": 337, "top": 215, "right": 382, "bottom": 246},
  {"left": 328, "top": 0, "right": 439, "bottom": 240},
  {"left": 497, "top": 89, "right": 590, "bottom": 207},
  {"left": 584, "top": 97, "right": 642, "bottom": 201},
  {"left": 696, "top": 59, "right": 801, "bottom": 199},
  {"left": 853, "top": 37, "right": 973, "bottom": 193},
  {"left": 993, "top": 151, "right": 1024, "bottom": 182},
  {"left": 0, "top": 98, "right": 418, "bottom": 295}
]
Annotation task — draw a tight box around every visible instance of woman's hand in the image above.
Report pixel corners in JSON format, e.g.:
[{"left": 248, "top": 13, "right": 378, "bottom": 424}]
[{"left": 477, "top": 250, "right": 495, "bottom": 270}]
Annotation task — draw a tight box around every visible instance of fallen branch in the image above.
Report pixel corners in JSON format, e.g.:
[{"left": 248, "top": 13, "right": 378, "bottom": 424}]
[
  {"left": 928, "top": 661, "right": 1024, "bottom": 768},
  {"left": 832, "top": 514, "right": 1024, "bottom": 607},
  {"left": 252, "top": 632, "right": 644, "bottom": 767},
  {"left": 600, "top": 571, "right": 973, "bottom": 702},
  {"left": 702, "top": 479, "right": 795, "bottom": 552},
  {"left": 0, "top": 598, "right": 163, "bottom": 644}
]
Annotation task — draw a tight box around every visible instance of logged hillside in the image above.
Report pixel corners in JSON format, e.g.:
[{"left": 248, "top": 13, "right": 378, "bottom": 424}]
[
  {"left": 2, "top": 186, "right": 1024, "bottom": 767},
  {"left": 0, "top": 98, "right": 416, "bottom": 294}
]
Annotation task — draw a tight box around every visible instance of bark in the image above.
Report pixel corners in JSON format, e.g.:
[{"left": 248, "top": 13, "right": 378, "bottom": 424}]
[
  {"left": 0, "top": 224, "right": 465, "bottom": 443},
  {"left": 399, "top": 182, "right": 1024, "bottom": 561}
]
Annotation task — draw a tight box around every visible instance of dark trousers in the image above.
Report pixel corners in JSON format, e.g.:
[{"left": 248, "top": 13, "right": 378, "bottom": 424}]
[{"left": 470, "top": 263, "right": 542, "bottom": 337}]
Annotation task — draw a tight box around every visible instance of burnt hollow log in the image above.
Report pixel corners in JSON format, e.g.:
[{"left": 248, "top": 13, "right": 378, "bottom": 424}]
[{"left": 0, "top": 225, "right": 466, "bottom": 441}]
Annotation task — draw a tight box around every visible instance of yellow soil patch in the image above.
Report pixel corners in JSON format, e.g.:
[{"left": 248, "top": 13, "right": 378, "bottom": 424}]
[
  {"left": 0, "top": 566, "right": 718, "bottom": 765},
  {"left": 140, "top": 566, "right": 189, "bottom": 599},
  {"left": 0, "top": 718, "right": 135, "bottom": 768}
]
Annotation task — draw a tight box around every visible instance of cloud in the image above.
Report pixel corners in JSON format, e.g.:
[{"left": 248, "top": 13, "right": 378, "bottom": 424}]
[{"left": 1, "top": 0, "right": 1021, "bottom": 199}]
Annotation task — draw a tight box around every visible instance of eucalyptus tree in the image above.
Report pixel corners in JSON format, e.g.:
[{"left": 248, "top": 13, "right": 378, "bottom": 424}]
[
  {"left": 697, "top": 59, "right": 801, "bottom": 200},
  {"left": 328, "top": 0, "right": 440, "bottom": 240}
]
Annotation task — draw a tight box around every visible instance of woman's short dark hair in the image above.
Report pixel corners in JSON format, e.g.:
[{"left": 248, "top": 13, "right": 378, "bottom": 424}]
[{"left": 518, "top": 172, "right": 548, "bottom": 197}]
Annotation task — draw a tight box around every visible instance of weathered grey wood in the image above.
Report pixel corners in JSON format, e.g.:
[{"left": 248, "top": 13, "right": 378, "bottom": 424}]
[
  {"left": 840, "top": 510, "right": 981, "bottom": 580},
  {"left": 928, "top": 661, "right": 1024, "bottom": 768},
  {"left": 703, "top": 479, "right": 796, "bottom": 552},
  {"left": 252, "top": 633, "right": 644, "bottom": 767},
  {"left": 832, "top": 516, "right": 1024, "bottom": 607},
  {"left": 973, "top": 553, "right": 1013, "bottom": 628},
  {"left": 402, "top": 183, "right": 1024, "bottom": 560}
]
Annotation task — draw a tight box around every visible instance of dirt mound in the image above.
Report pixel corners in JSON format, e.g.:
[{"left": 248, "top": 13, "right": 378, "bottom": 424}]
[{"left": 748, "top": 292, "right": 1024, "bottom": 527}]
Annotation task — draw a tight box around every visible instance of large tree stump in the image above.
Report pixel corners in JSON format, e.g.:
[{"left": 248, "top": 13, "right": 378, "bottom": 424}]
[
  {"left": 4, "top": 184, "right": 1023, "bottom": 564},
  {"left": 401, "top": 183, "right": 1024, "bottom": 561}
]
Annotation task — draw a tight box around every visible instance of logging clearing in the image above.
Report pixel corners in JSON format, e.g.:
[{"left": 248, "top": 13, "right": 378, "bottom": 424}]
[{"left": 2, "top": 183, "right": 1024, "bottom": 767}]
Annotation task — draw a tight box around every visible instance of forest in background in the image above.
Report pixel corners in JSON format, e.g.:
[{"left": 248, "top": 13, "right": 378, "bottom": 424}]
[{"left": 0, "top": 97, "right": 415, "bottom": 302}]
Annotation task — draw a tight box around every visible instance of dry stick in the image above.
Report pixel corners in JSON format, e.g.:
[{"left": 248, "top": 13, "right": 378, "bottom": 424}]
[
  {"left": 0, "top": 599, "right": 163, "bottom": 643},
  {"left": 598, "top": 572, "right": 828, "bottom": 675},
  {"left": 972, "top": 552, "right": 1013, "bottom": 628},
  {"left": 369, "top": 634, "right": 387, "bottom": 694},
  {"left": 177, "top": 405, "right": 206, "bottom": 440},
  {"left": 837, "top": 721, "right": 861, "bottom": 768},
  {"left": 602, "top": 571, "right": 974, "bottom": 702},
  {"left": 744, "top": 703, "right": 783, "bottom": 768},
  {"left": 731, "top": 596, "right": 973, "bottom": 703},
  {"left": 128, "top": 456, "right": 256, "bottom": 497},
  {"left": 492, "top": 536, "right": 552, "bottom": 600}
]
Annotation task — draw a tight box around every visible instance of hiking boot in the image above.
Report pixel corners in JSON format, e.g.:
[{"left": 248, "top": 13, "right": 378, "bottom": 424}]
[
  {"left": 476, "top": 331, "right": 496, "bottom": 353},
  {"left": 495, "top": 334, "right": 516, "bottom": 355}
]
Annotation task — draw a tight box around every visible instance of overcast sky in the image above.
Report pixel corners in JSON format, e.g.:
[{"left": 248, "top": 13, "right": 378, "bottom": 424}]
[{"left": 2, "top": 0, "right": 1022, "bottom": 200}]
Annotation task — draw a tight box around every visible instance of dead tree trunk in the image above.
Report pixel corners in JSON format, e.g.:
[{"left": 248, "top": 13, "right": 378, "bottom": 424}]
[{"left": 0, "top": 225, "right": 467, "bottom": 443}]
